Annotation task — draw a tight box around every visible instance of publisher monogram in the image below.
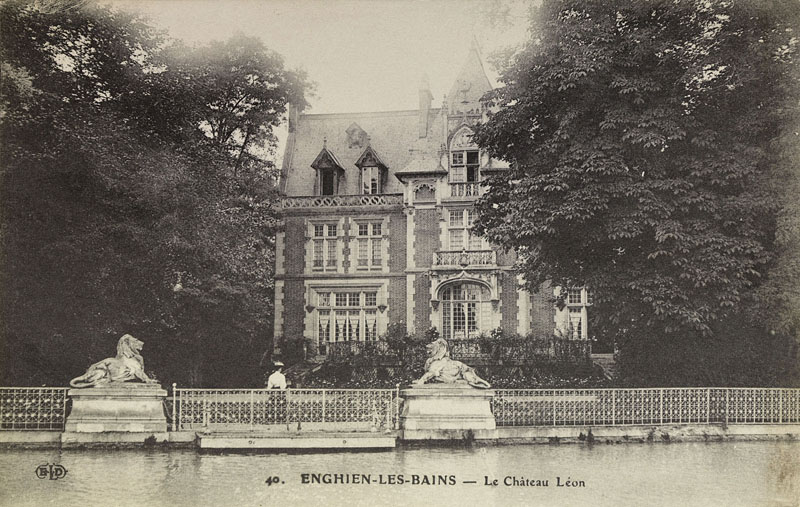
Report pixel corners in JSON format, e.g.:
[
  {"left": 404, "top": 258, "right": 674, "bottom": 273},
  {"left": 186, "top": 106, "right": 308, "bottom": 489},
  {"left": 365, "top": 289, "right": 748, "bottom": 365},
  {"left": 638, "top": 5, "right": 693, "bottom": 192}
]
[{"left": 35, "top": 464, "right": 67, "bottom": 480}]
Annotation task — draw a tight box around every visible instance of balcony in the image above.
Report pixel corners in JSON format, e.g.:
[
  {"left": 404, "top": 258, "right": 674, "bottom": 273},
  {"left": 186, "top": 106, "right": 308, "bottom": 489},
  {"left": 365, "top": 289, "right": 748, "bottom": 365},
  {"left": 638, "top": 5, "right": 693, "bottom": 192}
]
[
  {"left": 281, "top": 193, "right": 403, "bottom": 209},
  {"left": 447, "top": 182, "right": 484, "bottom": 199},
  {"left": 433, "top": 249, "right": 496, "bottom": 268}
]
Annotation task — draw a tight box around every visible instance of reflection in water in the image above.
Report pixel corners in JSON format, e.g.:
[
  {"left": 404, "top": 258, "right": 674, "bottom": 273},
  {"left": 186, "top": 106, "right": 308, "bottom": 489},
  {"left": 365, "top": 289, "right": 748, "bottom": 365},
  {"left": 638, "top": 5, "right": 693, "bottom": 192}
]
[{"left": 0, "top": 441, "right": 798, "bottom": 507}]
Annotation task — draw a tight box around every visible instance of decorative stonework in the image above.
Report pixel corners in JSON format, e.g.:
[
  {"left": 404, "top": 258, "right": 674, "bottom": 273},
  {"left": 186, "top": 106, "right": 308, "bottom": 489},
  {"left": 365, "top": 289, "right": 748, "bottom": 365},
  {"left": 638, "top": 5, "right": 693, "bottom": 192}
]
[
  {"left": 282, "top": 194, "right": 403, "bottom": 208},
  {"left": 449, "top": 125, "right": 476, "bottom": 150},
  {"left": 345, "top": 122, "right": 368, "bottom": 149}
]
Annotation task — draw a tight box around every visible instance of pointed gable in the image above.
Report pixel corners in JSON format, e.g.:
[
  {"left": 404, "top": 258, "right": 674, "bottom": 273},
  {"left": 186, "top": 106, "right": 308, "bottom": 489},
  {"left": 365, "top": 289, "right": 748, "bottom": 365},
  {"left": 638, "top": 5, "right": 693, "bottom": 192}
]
[
  {"left": 311, "top": 142, "right": 344, "bottom": 172},
  {"left": 354, "top": 144, "right": 387, "bottom": 169},
  {"left": 447, "top": 39, "right": 493, "bottom": 114}
]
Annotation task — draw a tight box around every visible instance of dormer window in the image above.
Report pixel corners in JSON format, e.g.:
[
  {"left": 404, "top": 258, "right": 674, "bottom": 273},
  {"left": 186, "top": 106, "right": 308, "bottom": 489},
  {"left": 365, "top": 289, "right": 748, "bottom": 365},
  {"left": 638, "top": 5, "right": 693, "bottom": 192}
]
[
  {"left": 321, "top": 170, "right": 336, "bottom": 195},
  {"left": 355, "top": 145, "right": 387, "bottom": 195},
  {"left": 311, "top": 139, "right": 344, "bottom": 196},
  {"left": 450, "top": 150, "right": 479, "bottom": 183},
  {"left": 449, "top": 126, "right": 480, "bottom": 184},
  {"left": 361, "top": 166, "right": 380, "bottom": 194}
]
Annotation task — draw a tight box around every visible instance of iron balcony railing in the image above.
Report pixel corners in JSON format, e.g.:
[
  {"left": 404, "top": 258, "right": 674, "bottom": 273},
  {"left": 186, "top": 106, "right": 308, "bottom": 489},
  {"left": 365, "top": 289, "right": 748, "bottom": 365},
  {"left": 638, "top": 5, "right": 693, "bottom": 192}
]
[
  {"left": 171, "top": 387, "right": 401, "bottom": 432},
  {"left": 281, "top": 193, "right": 403, "bottom": 209},
  {"left": 433, "top": 249, "right": 496, "bottom": 267},
  {"left": 491, "top": 388, "right": 800, "bottom": 427},
  {"left": 0, "top": 387, "right": 69, "bottom": 430}
]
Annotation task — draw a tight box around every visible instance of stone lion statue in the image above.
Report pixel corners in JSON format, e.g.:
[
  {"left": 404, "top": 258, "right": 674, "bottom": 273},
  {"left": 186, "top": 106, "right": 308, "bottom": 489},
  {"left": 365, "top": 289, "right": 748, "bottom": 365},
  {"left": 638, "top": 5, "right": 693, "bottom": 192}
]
[
  {"left": 70, "top": 334, "right": 157, "bottom": 388},
  {"left": 412, "top": 337, "right": 491, "bottom": 389}
]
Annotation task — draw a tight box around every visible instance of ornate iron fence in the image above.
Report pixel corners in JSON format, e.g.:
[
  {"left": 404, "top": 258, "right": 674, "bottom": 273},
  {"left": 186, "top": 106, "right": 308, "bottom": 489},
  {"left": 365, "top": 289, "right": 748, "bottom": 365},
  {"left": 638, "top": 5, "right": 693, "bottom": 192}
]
[
  {"left": 172, "top": 387, "right": 401, "bottom": 432},
  {"left": 491, "top": 388, "right": 800, "bottom": 427},
  {"left": 0, "top": 387, "right": 69, "bottom": 430},
  {"left": 281, "top": 194, "right": 403, "bottom": 209}
]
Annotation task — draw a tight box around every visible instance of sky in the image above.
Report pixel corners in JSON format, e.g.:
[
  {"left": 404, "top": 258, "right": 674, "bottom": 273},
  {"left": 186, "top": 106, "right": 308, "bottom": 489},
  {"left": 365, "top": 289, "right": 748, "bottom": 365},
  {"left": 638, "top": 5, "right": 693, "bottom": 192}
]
[{"left": 107, "top": 0, "right": 531, "bottom": 115}]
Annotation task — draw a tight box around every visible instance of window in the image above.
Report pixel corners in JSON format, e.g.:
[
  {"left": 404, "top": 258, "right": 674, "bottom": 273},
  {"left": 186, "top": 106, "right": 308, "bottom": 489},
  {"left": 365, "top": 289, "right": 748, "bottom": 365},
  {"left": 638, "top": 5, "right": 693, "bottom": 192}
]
[
  {"left": 356, "top": 221, "right": 383, "bottom": 269},
  {"left": 441, "top": 283, "right": 491, "bottom": 340},
  {"left": 361, "top": 166, "right": 380, "bottom": 194},
  {"left": 565, "top": 287, "right": 592, "bottom": 339},
  {"left": 320, "top": 170, "right": 335, "bottom": 195},
  {"left": 312, "top": 223, "right": 338, "bottom": 270},
  {"left": 316, "top": 290, "right": 380, "bottom": 352},
  {"left": 448, "top": 209, "right": 484, "bottom": 250},
  {"left": 450, "top": 150, "right": 479, "bottom": 183}
]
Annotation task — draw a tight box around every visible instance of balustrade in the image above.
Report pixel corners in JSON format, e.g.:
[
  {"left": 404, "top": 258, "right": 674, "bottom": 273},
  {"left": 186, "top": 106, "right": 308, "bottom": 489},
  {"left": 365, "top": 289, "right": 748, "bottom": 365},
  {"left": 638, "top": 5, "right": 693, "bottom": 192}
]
[
  {"left": 281, "top": 194, "right": 403, "bottom": 209},
  {"left": 448, "top": 182, "right": 483, "bottom": 198}
]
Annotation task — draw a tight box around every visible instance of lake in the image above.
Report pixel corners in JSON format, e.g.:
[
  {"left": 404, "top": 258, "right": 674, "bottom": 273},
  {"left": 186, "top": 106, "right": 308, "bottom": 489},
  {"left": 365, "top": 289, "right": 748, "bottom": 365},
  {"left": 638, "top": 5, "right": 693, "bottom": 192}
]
[{"left": 1, "top": 440, "right": 798, "bottom": 506}]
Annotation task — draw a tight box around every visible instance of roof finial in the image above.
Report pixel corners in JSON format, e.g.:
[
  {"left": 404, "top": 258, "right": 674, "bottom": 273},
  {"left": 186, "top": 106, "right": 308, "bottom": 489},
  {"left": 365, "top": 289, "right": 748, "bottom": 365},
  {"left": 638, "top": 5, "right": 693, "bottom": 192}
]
[{"left": 323, "top": 136, "right": 327, "bottom": 148}]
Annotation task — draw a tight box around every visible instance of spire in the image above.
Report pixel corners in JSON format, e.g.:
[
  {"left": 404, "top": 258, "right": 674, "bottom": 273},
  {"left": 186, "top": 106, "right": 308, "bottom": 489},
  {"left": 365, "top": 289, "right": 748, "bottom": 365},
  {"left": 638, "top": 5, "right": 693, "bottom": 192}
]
[{"left": 447, "top": 37, "right": 492, "bottom": 115}]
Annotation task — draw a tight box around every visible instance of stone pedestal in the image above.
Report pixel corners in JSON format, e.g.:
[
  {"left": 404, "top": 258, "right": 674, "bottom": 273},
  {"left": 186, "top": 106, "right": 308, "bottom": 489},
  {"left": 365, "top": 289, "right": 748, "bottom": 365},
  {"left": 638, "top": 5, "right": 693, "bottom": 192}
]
[
  {"left": 62, "top": 383, "right": 168, "bottom": 446},
  {"left": 400, "top": 384, "right": 497, "bottom": 440}
]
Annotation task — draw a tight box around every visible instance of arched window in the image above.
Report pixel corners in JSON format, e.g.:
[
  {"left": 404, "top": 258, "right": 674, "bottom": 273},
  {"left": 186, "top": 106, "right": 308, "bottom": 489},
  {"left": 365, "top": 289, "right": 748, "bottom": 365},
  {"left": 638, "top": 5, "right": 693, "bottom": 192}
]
[
  {"left": 449, "top": 126, "right": 480, "bottom": 184},
  {"left": 441, "top": 282, "right": 491, "bottom": 340}
]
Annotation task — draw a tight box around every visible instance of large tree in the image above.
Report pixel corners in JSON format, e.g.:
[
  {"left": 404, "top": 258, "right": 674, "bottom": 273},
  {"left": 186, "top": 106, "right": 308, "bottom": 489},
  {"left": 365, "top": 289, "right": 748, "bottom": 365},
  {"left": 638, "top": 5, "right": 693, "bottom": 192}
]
[
  {"left": 0, "top": 1, "right": 308, "bottom": 387},
  {"left": 474, "top": 0, "right": 800, "bottom": 385}
]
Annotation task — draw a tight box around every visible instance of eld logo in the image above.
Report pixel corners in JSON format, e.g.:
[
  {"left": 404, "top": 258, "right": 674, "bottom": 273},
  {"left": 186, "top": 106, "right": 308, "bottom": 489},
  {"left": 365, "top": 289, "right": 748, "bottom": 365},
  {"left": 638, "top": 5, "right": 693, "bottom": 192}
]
[{"left": 35, "top": 464, "right": 67, "bottom": 480}]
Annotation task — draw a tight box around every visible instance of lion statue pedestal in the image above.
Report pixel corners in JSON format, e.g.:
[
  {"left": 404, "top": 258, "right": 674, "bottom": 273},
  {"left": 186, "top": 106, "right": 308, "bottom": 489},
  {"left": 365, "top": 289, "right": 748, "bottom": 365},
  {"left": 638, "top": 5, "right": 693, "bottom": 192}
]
[
  {"left": 62, "top": 335, "right": 168, "bottom": 446},
  {"left": 400, "top": 337, "right": 497, "bottom": 440}
]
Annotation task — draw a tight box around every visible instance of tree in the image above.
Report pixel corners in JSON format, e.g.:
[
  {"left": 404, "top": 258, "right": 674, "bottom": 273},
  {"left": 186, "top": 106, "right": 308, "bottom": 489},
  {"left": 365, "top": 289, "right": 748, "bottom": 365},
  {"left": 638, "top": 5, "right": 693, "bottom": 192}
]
[
  {"left": 0, "top": 1, "right": 308, "bottom": 387},
  {"left": 473, "top": 0, "right": 800, "bottom": 385}
]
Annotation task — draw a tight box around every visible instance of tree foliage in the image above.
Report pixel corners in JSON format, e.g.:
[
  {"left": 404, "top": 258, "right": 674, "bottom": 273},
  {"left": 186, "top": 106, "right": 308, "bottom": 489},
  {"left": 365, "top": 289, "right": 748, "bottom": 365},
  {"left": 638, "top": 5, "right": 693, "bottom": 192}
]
[
  {"left": 0, "top": 1, "right": 309, "bottom": 387},
  {"left": 474, "top": 0, "right": 800, "bottom": 384}
]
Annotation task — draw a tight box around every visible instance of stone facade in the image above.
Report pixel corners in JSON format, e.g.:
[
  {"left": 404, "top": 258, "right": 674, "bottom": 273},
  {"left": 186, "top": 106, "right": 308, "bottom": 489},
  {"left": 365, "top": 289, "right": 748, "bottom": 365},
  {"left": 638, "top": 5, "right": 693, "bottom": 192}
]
[{"left": 273, "top": 42, "right": 590, "bottom": 357}]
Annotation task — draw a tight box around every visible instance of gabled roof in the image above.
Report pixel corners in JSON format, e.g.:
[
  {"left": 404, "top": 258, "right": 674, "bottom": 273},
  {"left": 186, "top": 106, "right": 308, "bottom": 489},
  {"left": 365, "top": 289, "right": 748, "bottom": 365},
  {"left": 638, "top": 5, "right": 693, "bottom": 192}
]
[
  {"left": 281, "top": 109, "right": 444, "bottom": 196},
  {"left": 310, "top": 142, "right": 344, "bottom": 172},
  {"left": 354, "top": 144, "right": 388, "bottom": 169}
]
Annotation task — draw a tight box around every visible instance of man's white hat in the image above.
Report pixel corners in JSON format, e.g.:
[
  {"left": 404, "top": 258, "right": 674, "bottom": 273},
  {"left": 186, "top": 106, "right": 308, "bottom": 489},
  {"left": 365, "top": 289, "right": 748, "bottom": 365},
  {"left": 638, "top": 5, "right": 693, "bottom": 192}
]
[{"left": 273, "top": 361, "right": 285, "bottom": 366}]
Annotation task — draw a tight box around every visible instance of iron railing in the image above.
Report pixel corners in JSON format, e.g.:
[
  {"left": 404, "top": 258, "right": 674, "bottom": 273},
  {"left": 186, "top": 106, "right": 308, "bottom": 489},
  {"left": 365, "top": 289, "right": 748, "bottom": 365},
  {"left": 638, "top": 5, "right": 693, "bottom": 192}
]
[
  {"left": 325, "top": 340, "right": 393, "bottom": 361},
  {"left": 433, "top": 250, "right": 496, "bottom": 267},
  {"left": 491, "top": 388, "right": 800, "bottom": 427},
  {"left": 172, "top": 387, "right": 401, "bottom": 432},
  {"left": 0, "top": 387, "right": 69, "bottom": 430},
  {"left": 449, "top": 338, "right": 591, "bottom": 363},
  {"left": 281, "top": 194, "right": 403, "bottom": 209}
]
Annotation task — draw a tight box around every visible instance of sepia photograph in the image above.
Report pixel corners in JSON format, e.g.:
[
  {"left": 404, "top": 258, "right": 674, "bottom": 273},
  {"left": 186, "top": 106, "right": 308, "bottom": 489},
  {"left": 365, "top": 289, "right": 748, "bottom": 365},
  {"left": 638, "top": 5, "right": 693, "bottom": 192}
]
[{"left": 1, "top": 0, "right": 799, "bottom": 505}]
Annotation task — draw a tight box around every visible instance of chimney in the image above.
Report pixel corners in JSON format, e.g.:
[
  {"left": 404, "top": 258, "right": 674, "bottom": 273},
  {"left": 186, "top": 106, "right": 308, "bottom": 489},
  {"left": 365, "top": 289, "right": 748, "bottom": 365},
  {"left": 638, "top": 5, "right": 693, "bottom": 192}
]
[
  {"left": 287, "top": 103, "right": 299, "bottom": 133},
  {"left": 418, "top": 74, "right": 432, "bottom": 138}
]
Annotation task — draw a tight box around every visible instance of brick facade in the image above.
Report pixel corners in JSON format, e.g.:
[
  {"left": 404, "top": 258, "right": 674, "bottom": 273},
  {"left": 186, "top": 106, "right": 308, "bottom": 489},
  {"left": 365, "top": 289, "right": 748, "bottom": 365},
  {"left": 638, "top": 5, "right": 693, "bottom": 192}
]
[{"left": 272, "top": 44, "right": 590, "bottom": 357}]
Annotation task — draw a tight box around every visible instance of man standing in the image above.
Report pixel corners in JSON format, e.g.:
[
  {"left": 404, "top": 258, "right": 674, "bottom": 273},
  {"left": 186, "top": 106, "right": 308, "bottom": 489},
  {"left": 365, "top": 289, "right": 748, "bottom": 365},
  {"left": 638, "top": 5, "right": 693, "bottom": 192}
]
[{"left": 267, "top": 361, "right": 287, "bottom": 390}]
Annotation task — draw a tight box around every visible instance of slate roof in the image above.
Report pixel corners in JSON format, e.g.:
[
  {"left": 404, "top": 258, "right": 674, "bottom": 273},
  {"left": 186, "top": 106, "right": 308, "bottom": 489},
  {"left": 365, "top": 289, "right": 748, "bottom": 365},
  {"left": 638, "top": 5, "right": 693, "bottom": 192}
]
[
  {"left": 280, "top": 41, "right": 499, "bottom": 196},
  {"left": 281, "top": 109, "right": 445, "bottom": 196}
]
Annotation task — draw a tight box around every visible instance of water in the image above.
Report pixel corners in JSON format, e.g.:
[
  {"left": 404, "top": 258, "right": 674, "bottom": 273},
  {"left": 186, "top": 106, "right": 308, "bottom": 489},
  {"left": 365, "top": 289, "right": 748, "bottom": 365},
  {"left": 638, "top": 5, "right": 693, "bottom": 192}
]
[{"left": 0, "top": 441, "right": 798, "bottom": 507}]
